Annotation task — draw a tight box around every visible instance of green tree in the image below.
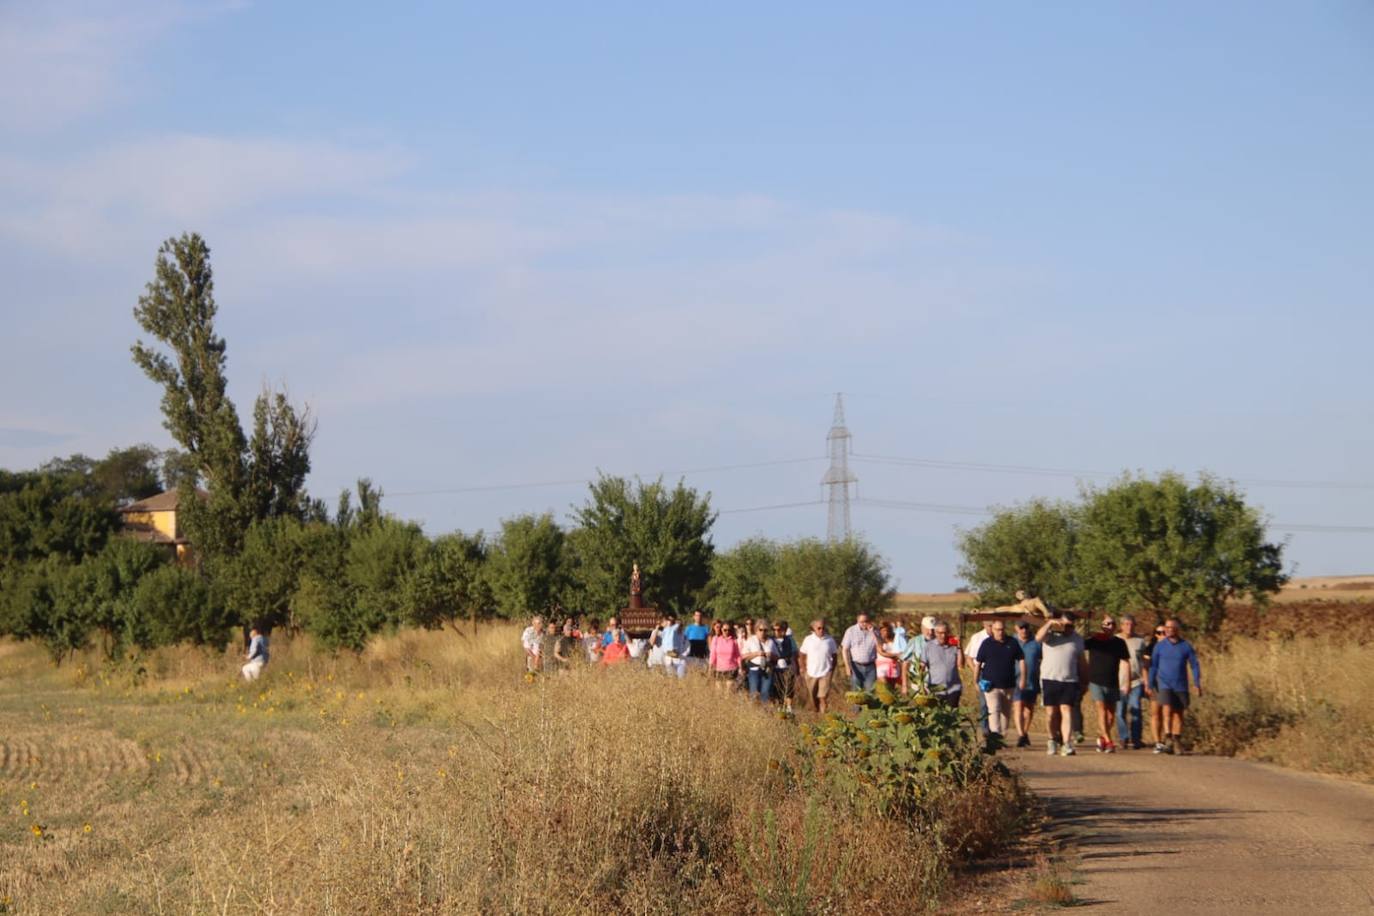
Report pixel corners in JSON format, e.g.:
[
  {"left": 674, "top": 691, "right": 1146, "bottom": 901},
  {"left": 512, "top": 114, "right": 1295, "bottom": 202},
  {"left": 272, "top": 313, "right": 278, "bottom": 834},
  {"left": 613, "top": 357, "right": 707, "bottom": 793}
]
[
  {"left": 0, "top": 558, "right": 79, "bottom": 660},
  {"left": 708, "top": 537, "right": 779, "bottom": 620},
  {"left": 90, "top": 445, "right": 164, "bottom": 505},
  {"left": 215, "top": 516, "right": 319, "bottom": 632},
  {"left": 766, "top": 538, "right": 896, "bottom": 634},
  {"left": 1075, "top": 473, "right": 1287, "bottom": 632},
  {"left": 131, "top": 232, "right": 315, "bottom": 559},
  {"left": 130, "top": 564, "right": 229, "bottom": 648},
  {"left": 485, "top": 514, "right": 568, "bottom": 619},
  {"left": 956, "top": 499, "right": 1082, "bottom": 607},
  {"left": 0, "top": 472, "right": 115, "bottom": 568},
  {"left": 244, "top": 388, "right": 316, "bottom": 521},
  {"left": 132, "top": 233, "right": 251, "bottom": 558},
  {"left": 567, "top": 475, "right": 716, "bottom": 616},
  {"left": 298, "top": 517, "right": 428, "bottom": 651},
  {"left": 404, "top": 531, "right": 492, "bottom": 633},
  {"left": 59, "top": 537, "right": 168, "bottom": 656}
]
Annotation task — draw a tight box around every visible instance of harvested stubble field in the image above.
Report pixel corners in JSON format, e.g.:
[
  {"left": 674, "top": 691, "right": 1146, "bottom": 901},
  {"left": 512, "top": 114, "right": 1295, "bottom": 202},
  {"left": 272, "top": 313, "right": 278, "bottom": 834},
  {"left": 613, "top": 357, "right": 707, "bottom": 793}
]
[{"left": 0, "top": 628, "right": 1022, "bottom": 915}]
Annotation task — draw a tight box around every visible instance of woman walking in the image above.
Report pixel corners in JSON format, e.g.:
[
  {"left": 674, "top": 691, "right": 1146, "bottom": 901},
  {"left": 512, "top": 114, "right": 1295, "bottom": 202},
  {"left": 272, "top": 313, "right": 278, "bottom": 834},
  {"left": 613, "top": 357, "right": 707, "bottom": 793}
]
[
  {"left": 875, "top": 623, "right": 905, "bottom": 691},
  {"left": 709, "top": 620, "right": 741, "bottom": 687}
]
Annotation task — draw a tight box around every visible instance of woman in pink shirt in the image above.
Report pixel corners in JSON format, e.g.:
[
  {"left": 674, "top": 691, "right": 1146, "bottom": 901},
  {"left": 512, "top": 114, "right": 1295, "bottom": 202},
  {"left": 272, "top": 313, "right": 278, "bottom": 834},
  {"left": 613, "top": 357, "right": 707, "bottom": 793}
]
[{"left": 709, "top": 619, "right": 741, "bottom": 687}]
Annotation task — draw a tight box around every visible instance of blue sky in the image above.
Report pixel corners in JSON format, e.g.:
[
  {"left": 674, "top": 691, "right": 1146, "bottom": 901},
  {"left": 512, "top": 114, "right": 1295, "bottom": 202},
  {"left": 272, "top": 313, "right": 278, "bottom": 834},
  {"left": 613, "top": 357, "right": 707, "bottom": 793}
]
[{"left": 2, "top": 1, "right": 1371, "bottom": 590}]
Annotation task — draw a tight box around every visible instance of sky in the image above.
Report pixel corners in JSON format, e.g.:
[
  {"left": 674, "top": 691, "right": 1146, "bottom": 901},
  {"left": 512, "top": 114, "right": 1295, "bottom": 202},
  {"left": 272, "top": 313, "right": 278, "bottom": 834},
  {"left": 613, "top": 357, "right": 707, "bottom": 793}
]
[{"left": 2, "top": 1, "right": 1372, "bottom": 590}]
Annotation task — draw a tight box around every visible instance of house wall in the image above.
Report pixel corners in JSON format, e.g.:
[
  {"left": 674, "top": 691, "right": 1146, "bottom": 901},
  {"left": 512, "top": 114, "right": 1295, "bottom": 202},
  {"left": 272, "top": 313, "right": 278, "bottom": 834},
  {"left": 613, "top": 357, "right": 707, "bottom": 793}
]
[{"left": 122, "top": 509, "right": 178, "bottom": 540}]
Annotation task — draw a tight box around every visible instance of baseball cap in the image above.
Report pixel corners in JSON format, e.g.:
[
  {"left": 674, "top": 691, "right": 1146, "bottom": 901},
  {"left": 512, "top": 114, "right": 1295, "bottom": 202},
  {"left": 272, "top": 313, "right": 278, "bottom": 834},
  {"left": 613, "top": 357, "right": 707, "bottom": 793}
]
[{"left": 921, "top": 615, "right": 937, "bottom": 630}]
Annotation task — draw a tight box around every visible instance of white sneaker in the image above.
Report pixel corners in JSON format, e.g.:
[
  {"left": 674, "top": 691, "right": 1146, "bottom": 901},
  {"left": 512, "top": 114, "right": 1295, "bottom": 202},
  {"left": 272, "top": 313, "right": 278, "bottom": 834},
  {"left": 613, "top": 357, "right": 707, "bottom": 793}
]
[
  {"left": 1060, "top": 745, "right": 1076, "bottom": 757},
  {"left": 1047, "top": 740, "right": 1059, "bottom": 756}
]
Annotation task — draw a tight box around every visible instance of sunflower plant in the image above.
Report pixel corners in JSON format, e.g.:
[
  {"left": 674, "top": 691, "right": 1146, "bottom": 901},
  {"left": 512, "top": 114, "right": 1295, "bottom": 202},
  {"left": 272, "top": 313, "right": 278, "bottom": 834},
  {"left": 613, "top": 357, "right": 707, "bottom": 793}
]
[{"left": 794, "top": 680, "right": 985, "bottom": 821}]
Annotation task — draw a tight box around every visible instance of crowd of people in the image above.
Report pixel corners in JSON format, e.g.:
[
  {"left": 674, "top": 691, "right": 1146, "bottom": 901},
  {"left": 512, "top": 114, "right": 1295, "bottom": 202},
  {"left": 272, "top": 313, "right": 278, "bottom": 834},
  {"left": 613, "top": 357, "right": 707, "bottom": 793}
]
[{"left": 518, "top": 605, "right": 1203, "bottom": 756}]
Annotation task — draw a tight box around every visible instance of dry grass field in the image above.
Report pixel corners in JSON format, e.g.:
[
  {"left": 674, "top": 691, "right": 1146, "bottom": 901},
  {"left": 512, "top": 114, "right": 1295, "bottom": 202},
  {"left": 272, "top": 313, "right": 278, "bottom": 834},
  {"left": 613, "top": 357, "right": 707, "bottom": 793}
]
[{"left": 0, "top": 628, "right": 1022, "bottom": 915}]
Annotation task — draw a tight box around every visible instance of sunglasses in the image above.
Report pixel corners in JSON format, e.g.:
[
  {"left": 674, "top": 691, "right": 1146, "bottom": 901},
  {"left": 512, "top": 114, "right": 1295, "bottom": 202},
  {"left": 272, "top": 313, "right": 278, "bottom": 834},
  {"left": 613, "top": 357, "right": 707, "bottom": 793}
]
[{"left": 1154, "top": 629, "right": 1165, "bottom": 635}]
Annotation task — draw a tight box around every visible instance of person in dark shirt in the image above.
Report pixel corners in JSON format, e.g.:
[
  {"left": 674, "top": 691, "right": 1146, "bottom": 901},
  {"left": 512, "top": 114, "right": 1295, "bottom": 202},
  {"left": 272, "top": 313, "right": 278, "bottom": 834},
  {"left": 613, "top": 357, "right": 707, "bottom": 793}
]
[
  {"left": 973, "top": 619, "right": 1026, "bottom": 750},
  {"left": 1085, "top": 615, "right": 1131, "bottom": 753},
  {"left": 1013, "top": 621, "right": 1043, "bottom": 748}
]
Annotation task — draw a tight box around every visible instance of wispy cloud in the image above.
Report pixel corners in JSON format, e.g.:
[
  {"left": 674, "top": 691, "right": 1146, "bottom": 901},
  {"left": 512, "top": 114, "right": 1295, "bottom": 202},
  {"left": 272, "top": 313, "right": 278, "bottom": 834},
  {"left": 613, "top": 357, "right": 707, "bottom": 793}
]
[{"left": 0, "top": 1, "right": 224, "bottom": 133}]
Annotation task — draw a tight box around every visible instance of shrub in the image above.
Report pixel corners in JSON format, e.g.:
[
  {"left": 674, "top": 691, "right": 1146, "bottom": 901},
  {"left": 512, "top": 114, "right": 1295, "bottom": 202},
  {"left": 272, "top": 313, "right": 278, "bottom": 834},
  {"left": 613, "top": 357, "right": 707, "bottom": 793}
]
[{"left": 794, "top": 681, "right": 990, "bottom": 822}]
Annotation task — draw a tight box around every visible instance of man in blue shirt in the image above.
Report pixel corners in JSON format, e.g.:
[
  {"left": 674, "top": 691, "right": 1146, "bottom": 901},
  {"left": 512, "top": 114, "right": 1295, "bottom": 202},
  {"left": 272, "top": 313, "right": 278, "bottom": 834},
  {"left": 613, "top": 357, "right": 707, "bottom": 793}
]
[
  {"left": 1147, "top": 617, "right": 1202, "bottom": 755},
  {"left": 1013, "top": 621, "right": 1043, "bottom": 748}
]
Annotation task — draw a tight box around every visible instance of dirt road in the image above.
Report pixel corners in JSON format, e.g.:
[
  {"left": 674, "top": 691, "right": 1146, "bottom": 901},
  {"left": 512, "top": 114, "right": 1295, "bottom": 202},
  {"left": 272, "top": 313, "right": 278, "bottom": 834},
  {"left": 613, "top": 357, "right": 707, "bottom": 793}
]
[{"left": 1016, "top": 748, "right": 1374, "bottom": 914}]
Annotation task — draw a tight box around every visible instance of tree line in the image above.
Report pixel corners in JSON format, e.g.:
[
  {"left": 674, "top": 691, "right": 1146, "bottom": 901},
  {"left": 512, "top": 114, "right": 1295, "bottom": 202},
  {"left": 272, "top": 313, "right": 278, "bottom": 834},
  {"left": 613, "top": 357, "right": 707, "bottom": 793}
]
[{"left": 0, "top": 447, "right": 897, "bottom": 660}]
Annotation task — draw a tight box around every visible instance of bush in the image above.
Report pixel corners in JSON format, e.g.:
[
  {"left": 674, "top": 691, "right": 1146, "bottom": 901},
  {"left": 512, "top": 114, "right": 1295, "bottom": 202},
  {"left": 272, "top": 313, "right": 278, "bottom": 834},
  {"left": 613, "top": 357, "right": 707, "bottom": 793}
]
[{"left": 795, "top": 682, "right": 994, "bottom": 822}]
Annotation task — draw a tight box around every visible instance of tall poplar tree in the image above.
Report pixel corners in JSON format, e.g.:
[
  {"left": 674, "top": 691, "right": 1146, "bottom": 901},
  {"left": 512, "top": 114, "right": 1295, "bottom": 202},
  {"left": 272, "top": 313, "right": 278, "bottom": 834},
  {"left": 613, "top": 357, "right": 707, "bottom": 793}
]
[{"left": 132, "top": 232, "right": 315, "bottom": 560}]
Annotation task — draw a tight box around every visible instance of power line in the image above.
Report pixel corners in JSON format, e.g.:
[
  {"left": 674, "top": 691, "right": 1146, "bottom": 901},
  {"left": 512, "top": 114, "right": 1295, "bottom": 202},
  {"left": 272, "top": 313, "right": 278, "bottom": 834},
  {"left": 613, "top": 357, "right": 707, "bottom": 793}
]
[
  {"left": 387, "top": 456, "right": 824, "bottom": 498},
  {"left": 719, "top": 499, "right": 825, "bottom": 515}
]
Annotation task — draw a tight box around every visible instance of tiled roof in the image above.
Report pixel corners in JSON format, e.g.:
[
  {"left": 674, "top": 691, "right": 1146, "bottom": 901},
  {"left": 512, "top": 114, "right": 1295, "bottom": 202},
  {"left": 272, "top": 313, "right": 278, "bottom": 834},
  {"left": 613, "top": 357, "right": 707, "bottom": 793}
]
[{"left": 118, "top": 488, "right": 207, "bottom": 513}]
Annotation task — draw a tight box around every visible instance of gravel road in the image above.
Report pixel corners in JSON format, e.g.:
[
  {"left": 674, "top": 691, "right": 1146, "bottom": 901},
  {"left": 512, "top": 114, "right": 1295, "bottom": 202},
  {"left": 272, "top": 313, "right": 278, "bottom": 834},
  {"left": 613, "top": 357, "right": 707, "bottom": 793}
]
[{"left": 1016, "top": 747, "right": 1374, "bottom": 914}]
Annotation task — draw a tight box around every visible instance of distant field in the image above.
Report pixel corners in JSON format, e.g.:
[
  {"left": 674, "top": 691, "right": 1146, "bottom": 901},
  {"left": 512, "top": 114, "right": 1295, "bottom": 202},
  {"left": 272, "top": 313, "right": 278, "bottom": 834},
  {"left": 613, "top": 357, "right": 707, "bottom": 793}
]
[{"left": 888, "top": 575, "right": 1374, "bottom": 615}]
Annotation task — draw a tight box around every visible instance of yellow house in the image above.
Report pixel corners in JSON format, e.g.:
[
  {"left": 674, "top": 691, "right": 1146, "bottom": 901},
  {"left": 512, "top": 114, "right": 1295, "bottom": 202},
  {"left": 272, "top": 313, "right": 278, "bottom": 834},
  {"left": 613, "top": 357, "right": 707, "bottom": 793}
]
[{"left": 118, "top": 489, "right": 203, "bottom": 563}]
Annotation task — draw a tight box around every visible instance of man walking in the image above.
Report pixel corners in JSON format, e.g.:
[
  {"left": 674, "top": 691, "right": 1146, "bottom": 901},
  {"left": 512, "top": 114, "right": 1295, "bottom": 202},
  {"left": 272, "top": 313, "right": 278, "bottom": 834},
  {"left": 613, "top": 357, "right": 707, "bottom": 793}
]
[
  {"left": 841, "top": 613, "right": 879, "bottom": 691},
  {"left": 1012, "top": 620, "right": 1043, "bottom": 748},
  {"left": 973, "top": 619, "right": 1027, "bottom": 751},
  {"left": 799, "top": 619, "right": 838, "bottom": 714},
  {"left": 1086, "top": 615, "right": 1131, "bottom": 753},
  {"left": 1036, "top": 613, "right": 1087, "bottom": 757},
  {"left": 1148, "top": 617, "right": 1202, "bottom": 755},
  {"left": 1116, "top": 615, "right": 1147, "bottom": 749}
]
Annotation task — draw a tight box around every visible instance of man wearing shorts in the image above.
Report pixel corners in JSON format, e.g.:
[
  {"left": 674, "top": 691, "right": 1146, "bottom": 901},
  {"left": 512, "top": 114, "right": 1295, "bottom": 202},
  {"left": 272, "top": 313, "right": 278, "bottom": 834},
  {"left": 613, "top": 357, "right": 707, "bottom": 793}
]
[
  {"left": 1148, "top": 617, "right": 1202, "bottom": 755},
  {"left": 799, "top": 619, "right": 838, "bottom": 714},
  {"left": 1012, "top": 621, "right": 1042, "bottom": 748},
  {"left": 1036, "top": 613, "right": 1087, "bottom": 757},
  {"left": 1086, "top": 615, "right": 1130, "bottom": 753}
]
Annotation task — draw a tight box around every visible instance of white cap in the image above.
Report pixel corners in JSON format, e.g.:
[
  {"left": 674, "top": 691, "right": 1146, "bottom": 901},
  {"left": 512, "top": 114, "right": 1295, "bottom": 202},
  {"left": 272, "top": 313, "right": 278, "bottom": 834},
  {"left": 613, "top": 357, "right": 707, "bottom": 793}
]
[{"left": 921, "top": 615, "right": 937, "bottom": 630}]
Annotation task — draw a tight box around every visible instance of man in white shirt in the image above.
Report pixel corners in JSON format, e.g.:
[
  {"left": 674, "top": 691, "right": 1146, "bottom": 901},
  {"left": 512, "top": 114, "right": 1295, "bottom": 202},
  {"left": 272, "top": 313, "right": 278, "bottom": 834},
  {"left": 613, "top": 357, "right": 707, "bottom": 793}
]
[
  {"left": 799, "top": 619, "right": 839, "bottom": 714},
  {"left": 521, "top": 615, "right": 544, "bottom": 672}
]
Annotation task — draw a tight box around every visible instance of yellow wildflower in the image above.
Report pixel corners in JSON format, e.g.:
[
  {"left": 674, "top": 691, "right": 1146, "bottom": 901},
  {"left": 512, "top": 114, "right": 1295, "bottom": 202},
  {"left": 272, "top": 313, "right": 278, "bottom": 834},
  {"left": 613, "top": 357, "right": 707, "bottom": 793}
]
[{"left": 83, "top": 823, "right": 92, "bottom": 833}]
